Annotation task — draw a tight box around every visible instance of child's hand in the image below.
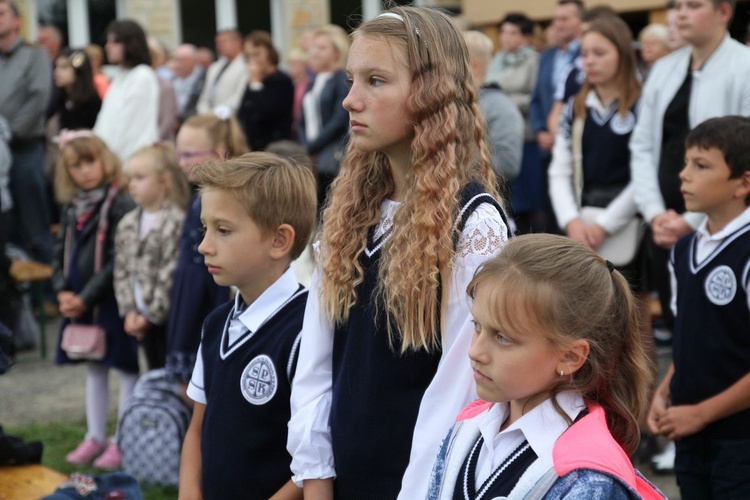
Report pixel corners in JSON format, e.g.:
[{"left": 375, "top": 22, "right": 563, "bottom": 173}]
[
  {"left": 57, "top": 291, "right": 74, "bottom": 315},
  {"left": 651, "top": 210, "right": 690, "bottom": 249},
  {"left": 124, "top": 311, "right": 148, "bottom": 340},
  {"left": 646, "top": 389, "right": 669, "bottom": 435},
  {"left": 653, "top": 404, "right": 708, "bottom": 440},
  {"left": 565, "top": 219, "right": 590, "bottom": 246},
  {"left": 584, "top": 223, "right": 607, "bottom": 250},
  {"left": 59, "top": 293, "right": 86, "bottom": 318}
]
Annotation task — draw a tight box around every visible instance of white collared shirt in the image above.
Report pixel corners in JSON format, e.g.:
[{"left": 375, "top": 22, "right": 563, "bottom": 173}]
[
  {"left": 302, "top": 72, "right": 333, "bottom": 142},
  {"left": 669, "top": 205, "right": 750, "bottom": 315},
  {"left": 187, "top": 268, "right": 301, "bottom": 404},
  {"left": 474, "top": 392, "right": 586, "bottom": 490}
]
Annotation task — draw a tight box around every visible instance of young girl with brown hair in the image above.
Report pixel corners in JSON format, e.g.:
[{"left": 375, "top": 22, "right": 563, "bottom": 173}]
[
  {"left": 428, "top": 234, "right": 662, "bottom": 499},
  {"left": 288, "top": 6, "right": 510, "bottom": 499}
]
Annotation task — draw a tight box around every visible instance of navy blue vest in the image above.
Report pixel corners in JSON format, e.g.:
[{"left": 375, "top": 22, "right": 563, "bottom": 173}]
[
  {"left": 331, "top": 183, "right": 508, "bottom": 499},
  {"left": 561, "top": 65, "right": 583, "bottom": 103},
  {"left": 671, "top": 223, "right": 750, "bottom": 439},
  {"left": 200, "top": 286, "right": 307, "bottom": 499},
  {"left": 453, "top": 439, "right": 537, "bottom": 500},
  {"left": 564, "top": 98, "right": 636, "bottom": 202}
]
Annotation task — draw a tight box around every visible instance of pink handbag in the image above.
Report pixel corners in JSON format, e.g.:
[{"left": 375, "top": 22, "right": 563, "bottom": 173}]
[{"left": 61, "top": 324, "right": 106, "bottom": 360}]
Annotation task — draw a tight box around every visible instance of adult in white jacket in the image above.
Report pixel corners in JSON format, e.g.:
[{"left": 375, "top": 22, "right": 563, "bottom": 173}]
[
  {"left": 629, "top": 0, "right": 750, "bottom": 328},
  {"left": 94, "top": 20, "right": 158, "bottom": 165},
  {"left": 196, "top": 29, "right": 247, "bottom": 116}
]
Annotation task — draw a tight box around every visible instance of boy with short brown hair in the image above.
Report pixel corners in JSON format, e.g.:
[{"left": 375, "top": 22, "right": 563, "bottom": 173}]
[
  {"left": 179, "top": 152, "right": 316, "bottom": 499},
  {"left": 648, "top": 116, "right": 750, "bottom": 498}
]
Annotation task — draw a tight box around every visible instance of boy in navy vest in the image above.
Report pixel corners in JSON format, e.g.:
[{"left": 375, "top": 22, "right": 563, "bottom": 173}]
[
  {"left": 178, "top": 152, "right": 316, "bottom": 499},
  {"left": 647, "top": 116, "right": 750, "bottom": 499}
]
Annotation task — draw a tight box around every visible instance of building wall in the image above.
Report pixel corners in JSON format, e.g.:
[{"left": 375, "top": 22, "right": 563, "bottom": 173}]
[
  {"left": 286, "top": 0, "right": 330, "bottom": 53},
  {"left": 121, "top": 0, "right": 180, "bottom": 48},
  {"left": 19, "top": 0, "right": 333, "bottom": 57},
  {"left": 463, "top": 0, "right": 667, "bottom": 24}
]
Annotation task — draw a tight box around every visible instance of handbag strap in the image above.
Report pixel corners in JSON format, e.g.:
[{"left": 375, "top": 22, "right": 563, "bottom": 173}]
[
  {"left": 64, "top": 184, "right": 119, "bottom": 325},
  {"left": 571, "top": 114, "right": 584, "bottom": 209},
  {"left": 94, "top": 184, "right": 118, "bottom": 273}
]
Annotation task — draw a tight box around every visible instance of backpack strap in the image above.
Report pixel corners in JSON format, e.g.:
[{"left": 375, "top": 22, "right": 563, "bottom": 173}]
[{"left": 518, "top": 466, "right": 559, "bottom": 500}]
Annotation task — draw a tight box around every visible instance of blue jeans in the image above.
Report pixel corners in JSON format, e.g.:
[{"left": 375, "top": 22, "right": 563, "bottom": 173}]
[
  {"left": 676, "top": 435, "right": 750, "bottom": 499},
  {"left": 9, "top": 142, "right": 53, "bottom": 263}
]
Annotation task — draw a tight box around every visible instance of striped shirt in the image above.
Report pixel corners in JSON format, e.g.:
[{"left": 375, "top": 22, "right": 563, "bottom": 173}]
[{"left": 0, "top": 38, "right": 51, "bottom": 141}]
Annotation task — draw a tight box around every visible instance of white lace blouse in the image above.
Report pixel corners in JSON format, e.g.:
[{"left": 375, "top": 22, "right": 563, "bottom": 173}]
[{"left": 287, "top": 199, "right": 509, "bottom": 499}]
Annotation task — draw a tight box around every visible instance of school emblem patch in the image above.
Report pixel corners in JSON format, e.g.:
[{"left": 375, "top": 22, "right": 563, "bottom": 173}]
[
  {"left": 704, "top": 265, "right": 736, "bottom": 306},
  {"left": 240, "top": 355, "right": 277, "bottom": 405},
  {"left": 610, "top": 111, "right": 636, "bottom": 135}
]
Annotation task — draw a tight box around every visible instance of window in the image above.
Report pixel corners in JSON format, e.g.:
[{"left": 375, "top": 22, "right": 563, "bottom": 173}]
[
  {"left": 88, "top": 0, "right": 116, "bottom": 47},
  {"left": 37, "top": 0, "right": 68, "bottom": 44}
]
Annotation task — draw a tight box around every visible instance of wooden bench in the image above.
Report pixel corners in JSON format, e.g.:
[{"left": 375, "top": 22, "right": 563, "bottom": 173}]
[{"left": 0, "top": 464, "right": 67, "bottom": 499}]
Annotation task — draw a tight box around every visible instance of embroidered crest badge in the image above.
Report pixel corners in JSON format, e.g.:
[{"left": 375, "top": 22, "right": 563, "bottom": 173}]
[
  {"left": 704, "top": 265, "right": 736, "bottom": 306},
  {"left": 610, "top": 111, "right": 636, "bottom": 135},
  {"left": 240, "top": 355, "right": 277, "bottom": 405}
]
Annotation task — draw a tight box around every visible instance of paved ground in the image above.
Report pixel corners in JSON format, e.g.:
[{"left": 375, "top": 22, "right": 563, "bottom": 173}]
[{"left": 0, "top": 317, "right": 680, "bottom": 498}]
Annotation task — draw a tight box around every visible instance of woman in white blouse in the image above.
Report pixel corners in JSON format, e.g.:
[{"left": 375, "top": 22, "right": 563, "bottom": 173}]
[{"left": 94, "top": 20, "right": 159, "bottom": 165}]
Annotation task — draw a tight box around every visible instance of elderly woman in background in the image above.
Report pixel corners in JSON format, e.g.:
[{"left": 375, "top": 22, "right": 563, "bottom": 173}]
[{"left": 638, "top": 23, "right": 671, "bottom": 80}]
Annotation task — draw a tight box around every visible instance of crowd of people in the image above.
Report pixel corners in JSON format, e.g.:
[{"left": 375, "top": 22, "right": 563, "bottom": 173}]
[{"left": 1, "top": 0, "right": 750, "bottom": 498}]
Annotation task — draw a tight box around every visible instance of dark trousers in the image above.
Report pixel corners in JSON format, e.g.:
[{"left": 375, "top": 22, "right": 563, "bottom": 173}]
[
  {"left": 676, "top": 436, "right": 750, "bottom": 499},
  {"left": 647, "top": 234, "right": 675, "bottom": 331},
  {"left": 9, "top": 142, "right": 53, "bottom": 263},
  {"left": 142, "top": 323, "right": 167, "bottom": 370},
  {"left": 0, "top": 212, "right": 13, "bottom": 329}
]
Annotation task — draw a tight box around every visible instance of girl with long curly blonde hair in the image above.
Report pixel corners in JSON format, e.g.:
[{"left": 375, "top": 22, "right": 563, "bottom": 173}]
[{"left": 288, "top": 6, "right": 510, "bottom": 499}]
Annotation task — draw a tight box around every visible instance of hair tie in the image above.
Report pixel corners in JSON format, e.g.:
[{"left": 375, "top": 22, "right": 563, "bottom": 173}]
[
  {"left": 55, "top": 129, "right": 96, "bottom": 149},
  {"left": 605, "top": 260, "right": 615, "bottom": 273},
  {"left": 213, "top": 105, "right": 232, "bottom": 121}
]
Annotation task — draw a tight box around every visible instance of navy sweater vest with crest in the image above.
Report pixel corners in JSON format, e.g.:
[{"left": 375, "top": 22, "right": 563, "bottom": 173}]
[
  {"left": 200, "top": 286, "right": 307, "bottom": 499},
  {"left": 564, "top": 99, "right": 637, "bottom": 196},
  {"left": 671, "top": 223, "right": 750, "bottom": 439},
  {"left": 331, "top": 182, "right": 508, "bottom": 499}
]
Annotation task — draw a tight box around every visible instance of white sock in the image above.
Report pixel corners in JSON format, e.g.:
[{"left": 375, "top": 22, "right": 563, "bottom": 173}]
[
  {"left": 113, "top": 370, "right": 139, "bottom": 442},
  {"left": 85, "top": 363, "right": 109, "bottom": 444}
]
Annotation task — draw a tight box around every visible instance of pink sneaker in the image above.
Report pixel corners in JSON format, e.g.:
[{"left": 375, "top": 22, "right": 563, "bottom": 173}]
[
  {"left": 66, "top": 437, "right": 106, "bottom": 466},
  {"left": 93, "top": 441, "right": 122, "bottom": 470}
]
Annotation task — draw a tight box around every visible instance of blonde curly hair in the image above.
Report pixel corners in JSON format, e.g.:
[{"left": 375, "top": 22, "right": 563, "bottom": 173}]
[{"left": 319, "top": 6, "right": 499, "bottom": 353}]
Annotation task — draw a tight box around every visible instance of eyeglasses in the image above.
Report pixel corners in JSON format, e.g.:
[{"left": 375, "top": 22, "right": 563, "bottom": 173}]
[{"left": 176, "top": 149, "right": 215, "bottom": 160}]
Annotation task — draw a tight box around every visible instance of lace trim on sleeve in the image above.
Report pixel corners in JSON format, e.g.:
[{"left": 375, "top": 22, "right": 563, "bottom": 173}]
[{"left": 456, "top": 203, "right": 509, "bottom": 260}]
